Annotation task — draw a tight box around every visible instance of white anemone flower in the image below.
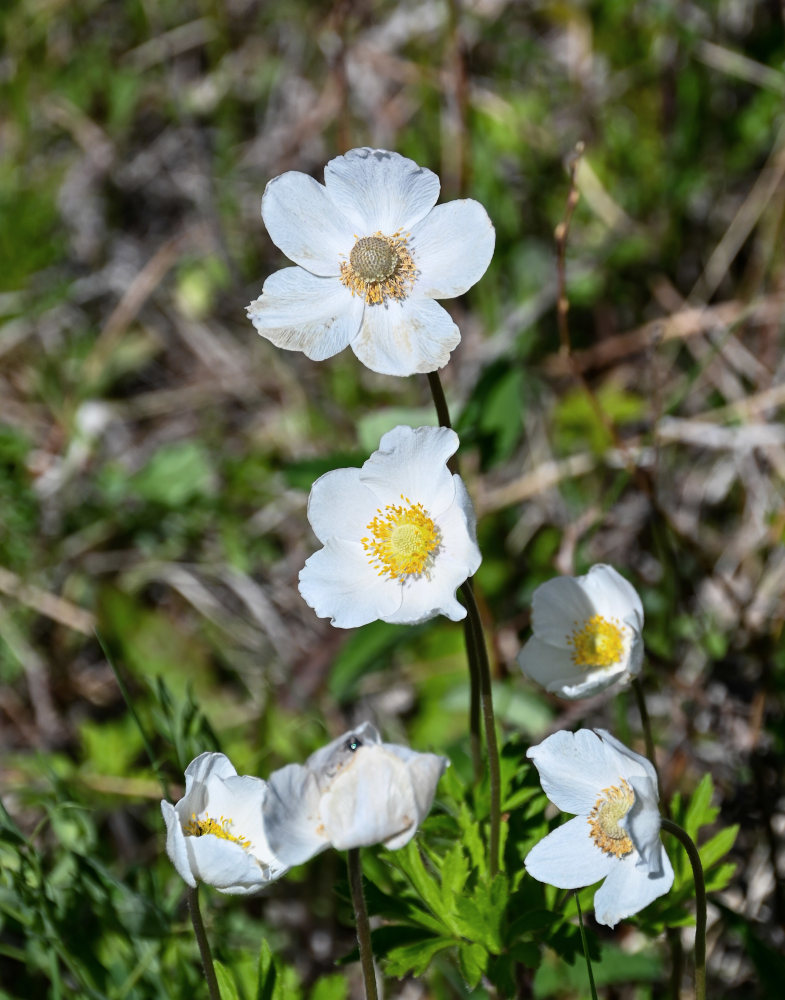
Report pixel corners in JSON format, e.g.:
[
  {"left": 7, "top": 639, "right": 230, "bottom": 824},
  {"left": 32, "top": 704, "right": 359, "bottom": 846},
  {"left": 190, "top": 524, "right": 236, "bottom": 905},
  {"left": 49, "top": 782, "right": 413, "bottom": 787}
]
[
  {"left": 262, "top": 722, "right": 448, "bottom": 865},
  {"left": 246, "top": 147, "right": 495, "bottom": 376},
  {"left": 298, "top": 424, "right": 481, "bottom": 628},
  {"left": 161, "top": 752, "right": 287, "bottom": 895},
  {"left": 525, "top": 729, "right": 674, "bottom": 927},
  {"left": 518, "top": 564, "right": 644, "bottom": 699}
]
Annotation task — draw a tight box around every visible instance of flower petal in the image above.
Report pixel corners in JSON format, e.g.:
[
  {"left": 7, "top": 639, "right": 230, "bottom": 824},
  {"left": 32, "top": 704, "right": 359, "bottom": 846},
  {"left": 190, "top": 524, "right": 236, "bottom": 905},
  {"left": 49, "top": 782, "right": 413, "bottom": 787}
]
[
  {"left": 263, "top": 763, "right": 329, "bottom": 867},
  {"left": 410, "top": 200, "right": 495, "bottom": 299},
  {"left": 527, "top": 730, "right": 633, "bottom": 814},
  {"left": 593, "top": 729, "right": 658, "bottom": 785},
  {"left": 298, "top": 538, "right": 402, "bottom": 628},
  {"left": 261, "top": 171, "right": 353, "bottom": 275},
  {"left": 306, "top": 468, "right": 377, "bottom": 544},
  {"left": 623, "top": 775, "right": 663, "bottom": 872},
  {"left": 524, "top": 815, "right": 615, "bottom": 889},
  {"left": 351, "top": 297, "right": 460, "bottom": 376},
  {"left": 323, "top": 148, "right": 440, "bottom": 235},
  {"left": 359, "top": 425, "right": 458, "bottom": 514},
  {"left": 247, "top": 267, "right": 363, "bottom": 361},
  {"left": 161, "top": 800, "right": 197, "bottom": 888},
  {"left": 531, "top": 577, "right": 596, "bottom": 648},
  {"left": 592, "top": 846, "right": 674, "bottom": 927},
  {"left": 185, "top": 834, "right": 271, "bottom": 895},
  {"left": 581, "top": 565, "right": 644, "bottom": 627},
  {"left": 306, "top": 723, "right": 382, "bottom": 777}
]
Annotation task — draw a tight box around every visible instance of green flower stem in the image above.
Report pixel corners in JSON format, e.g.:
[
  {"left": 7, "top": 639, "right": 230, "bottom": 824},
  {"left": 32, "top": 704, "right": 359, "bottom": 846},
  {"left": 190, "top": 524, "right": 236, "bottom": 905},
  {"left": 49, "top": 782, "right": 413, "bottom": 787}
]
[
  {"left": 574, "top": 892, "right": 599, "bottom": 1000},
  {"left": 347, "top": 848, "right": 379, "bottom": 1000},
  {"left": 661, "top": 818, "right": 707, "bottom": 1000},
  {"left": 186, "top": 886, "right": 221, "bottom": 1000},
  {"left": 631, "top": 676, "right": 660, "bottom": 790},
  {"left": 460, "top": 580, "right": 502, "bottom": 877}
]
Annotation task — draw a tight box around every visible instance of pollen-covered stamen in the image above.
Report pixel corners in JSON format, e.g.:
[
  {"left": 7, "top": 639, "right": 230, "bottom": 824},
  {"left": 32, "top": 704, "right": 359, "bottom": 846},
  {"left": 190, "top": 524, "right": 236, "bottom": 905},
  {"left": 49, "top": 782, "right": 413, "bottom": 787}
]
[
  {"left": 588, "top": 779, "right": 634, "bottom": 858},
  {"left": 185, "top": 812, "right": 251, "bottom": 850},
  {"left": 567, "top": 614, "right": 625, "bottom": 669},
  {"left": 339, "top": 230, "right": 417, "bottom": 305},
  {"left": 362, "top": 494, "right": 440, "bottom": 579}
]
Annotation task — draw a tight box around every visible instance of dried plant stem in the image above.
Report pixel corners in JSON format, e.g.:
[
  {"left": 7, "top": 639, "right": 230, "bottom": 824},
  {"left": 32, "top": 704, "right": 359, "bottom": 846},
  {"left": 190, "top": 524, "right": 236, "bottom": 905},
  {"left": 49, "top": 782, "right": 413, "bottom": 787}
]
[
  {"left": 661, "top": 819, "right": 707, "bottom": 1000},
  {"left": 347, "top": 848, "right": 379, "bottom": 1000},
  {"left": 187, "top": 886, "right": 221, "bottom": 1000}
]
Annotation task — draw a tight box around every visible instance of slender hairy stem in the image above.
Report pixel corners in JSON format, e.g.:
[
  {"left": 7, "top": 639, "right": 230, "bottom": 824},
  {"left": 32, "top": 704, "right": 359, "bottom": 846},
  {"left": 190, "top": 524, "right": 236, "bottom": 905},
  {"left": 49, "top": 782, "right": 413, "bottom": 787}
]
[
  {"left": 661, "top": 819, "right": 707, "bottom": 1000},
  {"left": 347, "top": 848, "right": 379, "bottom": 1000},
  {"left": 187, "top": 886, "right": 221, "bottom": 1000},
  {"left": 574, "top": 892, "right": 599, "bottom": 1000},
  {"left": 632, "top": 676, "right": 660, "bottom": 790},
  {"left": 460, "top": 580, "right": 502, "bottom": 876},
  {"left": 426, "top": 371, "right": 452, "bottom": 428}
]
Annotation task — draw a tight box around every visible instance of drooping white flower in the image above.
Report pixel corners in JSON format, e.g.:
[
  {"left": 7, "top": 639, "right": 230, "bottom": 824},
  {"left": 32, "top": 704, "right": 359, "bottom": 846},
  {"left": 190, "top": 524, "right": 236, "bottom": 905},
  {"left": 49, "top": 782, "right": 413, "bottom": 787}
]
[
  {"left": 525, "top": 728, "right": 673, "bottom": 927},
  {"left": 161, "top": 752, "right": 287, "bottom": 895},
  {"left": 298, "top": 424, "right": 481, "bottom": 628},
  {"left": 262, "top": 722, "right": 448, "bottom": 866},
  {"left": 246, "top": 147, "right": 495, "bottom": 376},
  {"left": 518, "top": 564, "right": 644, "bottom": 699}
]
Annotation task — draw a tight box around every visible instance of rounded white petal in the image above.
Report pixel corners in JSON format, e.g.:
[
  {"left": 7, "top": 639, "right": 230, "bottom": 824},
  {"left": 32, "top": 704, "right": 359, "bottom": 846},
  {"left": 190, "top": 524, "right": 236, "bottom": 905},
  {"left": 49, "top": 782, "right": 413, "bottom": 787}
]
[
  {"left": 323, "top": 148, "right": 440, "bottom": 235},
  {"left": 524, "top": 816, "right": 616, "bottom": 889},
  {"left": 592, "top": 846, "right": 674, "bottom": 927},
  {"left": 359, "top": 425, "right": 458, "bottom": 514},
  {"left": 623, "top": 775, "right": 663, "bottom": 872},
  {"left": 410, "top": 200, "right": 495, "bottom": 299},
  {"left": 531, "top": 577, "right": 596, "bottom": 648},
  {"left": 351, "top": 298, "right": 460, "bottom": 376},
  {"left": 384, "top": 572, "right": 464, "bottom": 625},
  {"left": 263, "top": 762, "right": 329, "bottom": 867},
  {"left": 261, "top": 171, "right": 353, "bottom": 275},
  {"left": 184, "top": 834, "right": 271, "bottom": 895},
  {"left": 298, "top": 538, "right": 402, "bottom": 628},
  {"left": 161, "top": 800, "right": 197, "bottom": 888},
  {"left": 247, "top": 267, "right": 363, "bottom": 361},
  {"left": 518, "top": 635, "right": 583, "bottom": 689},
  {"left": 527, "top": 729, "right": 634, "bottom": 815},
  {"left": 593, "top": 729, "right": 658, "bottom": 785},
  {"left": 175, "top": 752, "right": 238, "bottom": 823},
  {"left": 307, "top": 467, "right": 377, "bottom": 544},
  {"left": 580, "top": 564, "right": 644, "bottom": 628},
  {"left": 394, "top": 751, "right": 448, "bottom": 835}
]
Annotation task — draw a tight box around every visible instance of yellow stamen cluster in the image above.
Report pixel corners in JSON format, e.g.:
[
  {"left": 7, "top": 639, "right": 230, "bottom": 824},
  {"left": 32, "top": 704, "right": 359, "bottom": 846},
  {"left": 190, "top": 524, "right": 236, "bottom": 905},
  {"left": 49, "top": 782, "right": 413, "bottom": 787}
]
[
  {"left": 588, "top": 779, "right": 635, "bottom": 858},
  {"left": 567, "top": 614, "right": 624, "bottom": 669},
  {"left": 339, "top": 230, "right": 417, "bottom": 305},
  {"left": 185, "top": 812, "right": 251, "bottom": 850},
  {"left": 362, "top": 495, "right": 440, "bottom": 579}
]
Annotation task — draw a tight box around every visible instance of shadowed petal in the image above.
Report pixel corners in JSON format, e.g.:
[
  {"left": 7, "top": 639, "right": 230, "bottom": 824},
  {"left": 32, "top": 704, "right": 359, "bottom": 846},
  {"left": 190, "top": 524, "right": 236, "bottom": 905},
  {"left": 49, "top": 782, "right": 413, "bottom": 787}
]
[
  {"left": 351, "top": 298, "right": 460, "bottom": 376},
  {"left": 593, "top": 845, "right": 674, "bottom": 927},
  {"left": 525, "top": 816, "right": 615, "bottom": 888}
]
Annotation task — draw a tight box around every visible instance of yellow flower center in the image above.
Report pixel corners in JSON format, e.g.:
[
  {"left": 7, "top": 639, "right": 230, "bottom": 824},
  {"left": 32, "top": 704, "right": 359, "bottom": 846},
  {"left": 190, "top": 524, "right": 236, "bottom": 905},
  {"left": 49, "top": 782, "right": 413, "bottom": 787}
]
[
  {"left": 339, "top": 231, "right": 417, "bottom": 305},
  {"left": 362, "top": 495, "right": 440, "bottom": 579},
  {"left": 567, "top": 614, "right": 625, "bottom": 669},
  {"left": 185, "top": 812, "right": 251, "bottom": 850},
  {"left": 588, "top": 779, "right": 634, "bottom": 858}
]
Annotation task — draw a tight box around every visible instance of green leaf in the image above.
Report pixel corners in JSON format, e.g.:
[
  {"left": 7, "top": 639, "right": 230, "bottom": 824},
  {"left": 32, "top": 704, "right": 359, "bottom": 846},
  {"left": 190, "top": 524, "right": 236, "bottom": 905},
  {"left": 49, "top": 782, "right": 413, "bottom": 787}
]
[
  {"left": 384, "top": 936, "right": 454, "bottom": 978},
  {"left": 215, "top": 960, "right": 241, "bottom": 1000},
  {"left": 699, "top": 824, "right": 738, "bottom": 870},
  {"left": 309, "top": 973, "right": 347, "bottom": 1000},
  {"left": 131, "top": 441, "right": 215, "bottom": 507},
  {"left": 256, "top": 938, "right": 277, "bottom": 1000},
  {"left": 395, "top": 842, "right": 450, "bottom": 929},
  {"left": 458, "top": 941, "right": 488, "bottom": 988},
  {"left": 684, "top": 774, "right": 717, "bottom": 841},
  {"left": 439, "top": 841, "right": 469, "bottom": 911}
]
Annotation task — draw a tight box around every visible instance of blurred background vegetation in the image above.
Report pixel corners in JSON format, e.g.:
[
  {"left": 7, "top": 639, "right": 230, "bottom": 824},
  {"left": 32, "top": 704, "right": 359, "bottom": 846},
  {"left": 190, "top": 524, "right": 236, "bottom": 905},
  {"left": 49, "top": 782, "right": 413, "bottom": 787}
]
[{"left": 1, "top": 0, "right": 784, "bottom": 996}]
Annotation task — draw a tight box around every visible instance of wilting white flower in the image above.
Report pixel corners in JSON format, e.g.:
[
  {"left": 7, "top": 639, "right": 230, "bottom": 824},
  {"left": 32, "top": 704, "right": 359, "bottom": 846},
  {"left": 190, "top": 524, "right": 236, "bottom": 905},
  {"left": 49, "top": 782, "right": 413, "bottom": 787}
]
[
  {"left": 298, "top": 424, "right": 481, "bottom": 628},
  {"left": 262, "top": 722, "right": 447, "bottom": 865},
  {"left": 518, "top": 564, "right": 644, "bottom": 699},
  {"left": 525, "top": 729, "right": 673, "bottom": 927},
  {"left": 161, "top": 753, "right": 287, "bottom": 895},
  {"left": 247, "top": 147, "right": 495, "bottom": 376}
]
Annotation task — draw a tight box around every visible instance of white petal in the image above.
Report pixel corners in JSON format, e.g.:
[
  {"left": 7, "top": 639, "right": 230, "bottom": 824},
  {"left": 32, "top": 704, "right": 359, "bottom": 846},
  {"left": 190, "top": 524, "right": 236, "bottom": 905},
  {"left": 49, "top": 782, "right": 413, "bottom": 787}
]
[
  {"left": 518, "top": 635, "right": 583, "bottom": 689},
  {"left": 261, "top": 171, "right": 353, "bottom": 275},
  {"left": 524, "top": 816, "right": 616, "bottom": 888},
  {"left": 185, "top": 834, "right": 271, "bottom": 895},
  {"left": 307, "top": 468, "right": 377, "bottom": 544},
  {"left": 263, "top": 763, "right": 329, "bottom": 867},
  {"left": 593, "top": 729, "right": 658, "bottom": 785},
  {"left": 623, "top": 776, "right": 663, "bottom": 872},
  {"left": 161, "top": 800, "right": 197, "bottom": 888},
  {"left": 580, "top": 564, "right": 644, "bottom": 627},
  {"left": 247, "top": 267, "right": 363, "bottom": 361},
  {"left": 359, "top": 426, "right": 458, "bottom": 514},
  {"left": 298, "top": 539, "right": 402, "bottom": 627},
  {"left": 306, "top": 723, "right": 382, "bottom": 776},
  {"left": 351, "top": 298, "right": 460, "bottom": 376},
  {"left": 323, "top": 148, "right": 440, "bottom": 235},
  {"left": 531, "top": 577, "right": 596, "bottom": 648},
  {"left": 592, "top": 847, "right": 674, "bottom": 927},
  {"left": 385, "top": 571, "right": 465, "bottom": 625},
  {"left": 410, "top": 200, "right": 495, "bottom": 299},
  {"left": 527, "top": 730, "right": 631, "bottom": 814},
  {"left": 398, "top": 752, "right": 448, "bottom": 830},
  {"left": 175, "top": 752, "right": 238, "bottom": 822}
]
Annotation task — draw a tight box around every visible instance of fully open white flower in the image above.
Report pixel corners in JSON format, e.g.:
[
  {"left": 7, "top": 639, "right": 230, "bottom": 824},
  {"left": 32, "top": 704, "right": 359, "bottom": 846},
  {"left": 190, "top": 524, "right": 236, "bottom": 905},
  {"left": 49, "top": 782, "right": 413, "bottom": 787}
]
[
  {"left": 262, "top": 722, "right": 447, "bottom": 865},
  {"left": 161, "top": 752, "right": 287, "bottom": 895},
  {"left": 518, "top": 564, "right": 644, "bottom": 699},
  {"left": 298, "top": 424, "right": 481, "bottom": 628},
  {"left": 525, "top": 729, "right": 673, "bottom": 927},
  {"left": 246, "top": 147, "right": 495, "bottom": 376}
]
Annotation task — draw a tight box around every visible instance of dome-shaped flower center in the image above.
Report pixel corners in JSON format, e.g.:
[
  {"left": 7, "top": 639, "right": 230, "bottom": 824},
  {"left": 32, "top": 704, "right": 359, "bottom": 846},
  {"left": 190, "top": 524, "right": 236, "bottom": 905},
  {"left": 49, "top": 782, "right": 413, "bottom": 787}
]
[
  {"left": 567, "top": 614, "right": 624, "bottom": 669},
  {"left": 588, "top": 779, "right": 634, "bottom": 858},
  {"left": 362, "top": 496, "right": 440, "bottom": 579},
  {"left": 340, "top": 230, "right": 417, "bottom": 305},
  {"left": 185, "top": 812, "right": 251, "bottom": 850}
]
